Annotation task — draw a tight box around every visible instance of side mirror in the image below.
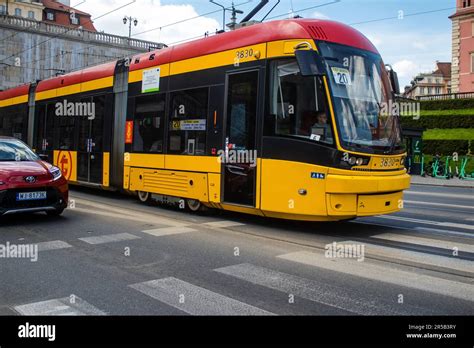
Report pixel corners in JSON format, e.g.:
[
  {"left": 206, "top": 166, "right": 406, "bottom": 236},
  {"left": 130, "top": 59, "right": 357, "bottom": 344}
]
[
  {"left": 38, "top": 154, "right": 49, "bottom": 162},
  {"left": 295, "top": 50, "right": 326, "bottom": 77},
  {"left": 387, "top": 66, "right": 400, "bottom": 95}
]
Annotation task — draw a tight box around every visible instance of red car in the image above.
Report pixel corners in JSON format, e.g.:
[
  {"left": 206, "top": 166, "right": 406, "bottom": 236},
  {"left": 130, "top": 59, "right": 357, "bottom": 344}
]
[{"left": 0, "top": 136, "right": 68, "bottom": 216}]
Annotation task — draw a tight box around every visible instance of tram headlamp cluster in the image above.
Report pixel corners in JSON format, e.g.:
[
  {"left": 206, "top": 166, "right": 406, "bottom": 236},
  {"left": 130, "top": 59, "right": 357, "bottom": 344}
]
[{"left": 348, "top": 156, "right": 369, "bottom": 167}]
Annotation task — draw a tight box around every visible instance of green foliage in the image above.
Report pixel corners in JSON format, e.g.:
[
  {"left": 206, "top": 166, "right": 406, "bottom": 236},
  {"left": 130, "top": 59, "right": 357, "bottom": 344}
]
[
  {"left": 420, "top": 98, "right": 474, "bottom": 111},
  {"left": 423, "top": 129, "right": 474, "bottom": 141},
  {"left": 400, "top": 115, "right": 474, "bottom": 129},
  {"left": 422, "top": 140, "right": 471, "bottom": 156}
]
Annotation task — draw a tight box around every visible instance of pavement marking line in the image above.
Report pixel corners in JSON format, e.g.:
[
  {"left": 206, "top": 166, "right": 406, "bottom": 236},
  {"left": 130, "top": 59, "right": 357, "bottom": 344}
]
[
  {"left": 37, "top": 240, "right": 73, "bottom": 252},
  {"left": 339, "top": 240, "right": 474, "bottom": 275},
  {"left": 203, "top": 221, "right": 245, "bottom": 228},
  {"left": 277, "top": 251, "right": 474, "bottom": 302},
  {"left": 141, "top": 226, "right": 197, "bottom": 237},
  {"left": 377, "top": 215, "right": 474, "bottom": 231},
  {"left": 129, "top": 277, "right": 273, "bottom": 316},
  {"left": 72, "top": 198, "right": 189, "bottom": 227},
  {"left": 406, "top": 191, "right": 473, "bottom": 200},
  {"left": 415, "top": 227, "right": 474, "bottom": 238},
  {"left": 404, "top": 200, "right": 474, "bottom": 211},
  {"left": 214, "top": 263, "right": 431, "bottom": 315},
  {"left": 371, "top": 233, "right": 474, "bottom": 254},
  {"left": 14, "top": 297, "right": 106, "bottom": 316},
  {"left": 78, "top": 233, "right": 140, "bottom": 245}
]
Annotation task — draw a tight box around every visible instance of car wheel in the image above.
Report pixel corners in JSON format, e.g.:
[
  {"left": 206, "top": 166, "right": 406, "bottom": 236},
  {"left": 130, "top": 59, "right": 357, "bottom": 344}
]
[
  {"left": 138, "top": 191, "right": 151, "bottom": 203},
  {"left": 47, "top": 208, "right": 64, "bottom": 217}
]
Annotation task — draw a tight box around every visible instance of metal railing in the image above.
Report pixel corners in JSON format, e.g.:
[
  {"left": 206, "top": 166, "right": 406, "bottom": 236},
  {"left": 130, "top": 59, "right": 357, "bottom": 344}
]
[
  {"left": 0, "top": 14, "right": 163, "bottom": 51},
  {"left": 416, "top": 92, "right": 474, "bottom": 101}
]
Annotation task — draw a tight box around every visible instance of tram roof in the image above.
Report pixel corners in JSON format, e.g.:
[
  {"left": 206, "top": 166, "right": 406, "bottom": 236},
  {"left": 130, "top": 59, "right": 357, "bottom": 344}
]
[{"left": 1, "top": 19, "right": 378, "bottom": 99}]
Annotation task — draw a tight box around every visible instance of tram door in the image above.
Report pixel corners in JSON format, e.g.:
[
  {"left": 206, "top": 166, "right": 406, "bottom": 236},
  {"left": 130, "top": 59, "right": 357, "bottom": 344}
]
[
  {"left": 77, "top": 96, "right": 104, "bottom": 184},
  {"left": 35, "top": 104, "right": 55, "bottom": 163},
  {"left": 222, "top": 70, "right": 259, "bottom": 207}
]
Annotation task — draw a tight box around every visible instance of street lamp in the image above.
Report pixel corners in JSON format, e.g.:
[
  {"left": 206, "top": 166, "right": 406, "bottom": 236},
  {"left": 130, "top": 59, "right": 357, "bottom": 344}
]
[{"left": 123, "top": 16, "right": 138, "bottom": 38}]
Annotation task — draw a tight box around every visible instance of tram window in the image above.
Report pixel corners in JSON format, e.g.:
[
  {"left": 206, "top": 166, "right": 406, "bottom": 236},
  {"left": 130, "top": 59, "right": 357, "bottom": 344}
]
[
  {"left": 268, "top": 60, "right": 334, "bottom": 145},
  {"left": 169, "top": 88, "right": 208, "bottom": 155},
  {"left": 0, "top": 105, "right": 27, "bottom": 141},
  {"left": 133, "top": 94, "right": 165, "bottom": 153},
  {"left": 58, "top": 117, "right": 75, "bottom": 150}
]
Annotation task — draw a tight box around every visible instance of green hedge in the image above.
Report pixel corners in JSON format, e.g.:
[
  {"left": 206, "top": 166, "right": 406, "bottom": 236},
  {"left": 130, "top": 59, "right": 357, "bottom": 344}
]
[
  {"left": 401, "top": 114, "right": 474, "bottom": 129},
  {"left": 420, "top": 98, "right": 474, "bottom": 111},
  {"left": 422, "top": 140, "right": 471, "bottom": 156}
]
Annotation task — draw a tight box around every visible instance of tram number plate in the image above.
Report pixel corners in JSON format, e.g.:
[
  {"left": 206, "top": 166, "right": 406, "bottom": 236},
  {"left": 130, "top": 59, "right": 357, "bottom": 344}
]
[{"left": 376, "top": 157, "right": 401, "bottom": 169}]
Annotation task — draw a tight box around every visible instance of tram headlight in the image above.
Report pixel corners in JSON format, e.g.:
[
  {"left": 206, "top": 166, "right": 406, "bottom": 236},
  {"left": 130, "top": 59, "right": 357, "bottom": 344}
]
[
  {"left": 356, "top": 158, "right": 365, "bottom": 166},
  {"left": 349, "top": 157, "right": 357, "bottom": 166}
]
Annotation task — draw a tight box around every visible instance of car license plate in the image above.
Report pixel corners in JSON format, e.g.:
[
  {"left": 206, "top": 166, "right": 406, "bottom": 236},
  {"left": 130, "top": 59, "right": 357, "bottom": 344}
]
[{"left": 16, "top": 192, "right": 47, "bottom": 201}]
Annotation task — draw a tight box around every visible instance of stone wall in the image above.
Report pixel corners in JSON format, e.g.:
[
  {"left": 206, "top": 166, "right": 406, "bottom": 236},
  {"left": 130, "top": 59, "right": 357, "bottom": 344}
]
[{"left": 0, "top": 15, "right": 164, "bottom": 90}]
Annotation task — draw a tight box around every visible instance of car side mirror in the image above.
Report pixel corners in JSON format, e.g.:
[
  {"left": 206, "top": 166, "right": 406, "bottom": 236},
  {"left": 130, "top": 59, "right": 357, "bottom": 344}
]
[{"left": 295, "top": 50, "right": 326, "bottom": 77}]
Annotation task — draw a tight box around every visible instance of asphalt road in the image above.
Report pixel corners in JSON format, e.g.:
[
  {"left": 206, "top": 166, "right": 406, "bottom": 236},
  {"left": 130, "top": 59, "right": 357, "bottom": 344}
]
[{"left": 0, "top": 184, "right": 473, "bottom": 316}]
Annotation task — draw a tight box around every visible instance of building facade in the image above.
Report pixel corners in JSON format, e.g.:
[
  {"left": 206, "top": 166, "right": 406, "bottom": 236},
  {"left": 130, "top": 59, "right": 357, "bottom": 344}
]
[
  {"left": 450, "top": 0, "right": 474, "bottom": 92},
  {"left": 403, "top": 62, "right": 452, "bottom": 98},
  {"left": 0, "top": 15, "right": 162, "bottom": 91},
  {"left": 41, "top": 0, "right": 96, "bottom": 31},
  {"left": 0, "top": 0, "right": 44, "bottom": 21}
]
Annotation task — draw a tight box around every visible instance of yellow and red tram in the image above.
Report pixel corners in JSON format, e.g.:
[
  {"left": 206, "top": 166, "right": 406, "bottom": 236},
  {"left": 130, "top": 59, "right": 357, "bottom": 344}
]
[{"left": 0, "top": 19, "right": 410, "bottom": 221}]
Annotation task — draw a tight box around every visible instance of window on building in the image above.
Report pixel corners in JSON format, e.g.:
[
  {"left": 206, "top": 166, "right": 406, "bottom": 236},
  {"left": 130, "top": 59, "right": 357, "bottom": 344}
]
[
  {"left": 436, "top": 87, "right": 441, "bottom": 95},
  {"left": 132, "top": 94, "right": 166, "bottom": 153},
  {"left": 71, "top": 15, "right": 79, "bottom": 25},
  {"left": 0, "top": 5, "right": 6, "bottom": 15},
  {"left": 46, "top": 11, "right": 54, "bottom": 21},
  {"left": 169, "top": 88, "right": 208, "bottom": 155},
  {"left": 14, "top": 8, "right": 22, "bottom": 17},
  {"left": 463, "top": 0, "right": 472, "bottom": 8},
  {"left": 427, "top": 87, "right": 432, "bottom": 95},
  {"left": 472, "top": 21, "right": 474, "bottom": 36},
  {"left": 28, "top": 11, "right": 35, "bottom": 19},
  {"left": 471, "top": 53, "right": 474, "bottom": 73}
]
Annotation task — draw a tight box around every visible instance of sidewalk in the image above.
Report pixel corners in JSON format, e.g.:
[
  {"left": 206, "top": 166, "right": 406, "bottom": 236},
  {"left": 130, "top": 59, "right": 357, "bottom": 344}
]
[{"left": 410, "top": 175, "right": 474, "bottom": 188}]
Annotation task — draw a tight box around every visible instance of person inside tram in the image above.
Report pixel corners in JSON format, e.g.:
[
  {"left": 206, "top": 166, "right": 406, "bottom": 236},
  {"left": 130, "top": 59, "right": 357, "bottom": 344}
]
[{"left": 311, "top": 111, "right": 333, "bottom": 144}]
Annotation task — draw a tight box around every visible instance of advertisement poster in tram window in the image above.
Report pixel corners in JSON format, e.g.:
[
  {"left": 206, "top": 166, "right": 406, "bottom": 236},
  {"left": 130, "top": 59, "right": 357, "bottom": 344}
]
[{"left": 142, "top": 68, "right": 161, "bottom": 93}]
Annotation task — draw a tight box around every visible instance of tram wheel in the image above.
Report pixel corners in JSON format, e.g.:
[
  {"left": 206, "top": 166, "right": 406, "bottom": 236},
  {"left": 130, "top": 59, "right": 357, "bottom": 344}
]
[
  {"left": 138, "top": 191, "right": 151, "bottom": 203},
  {"left": 186, "top": 199, "right": 203, "bottom": 212}
]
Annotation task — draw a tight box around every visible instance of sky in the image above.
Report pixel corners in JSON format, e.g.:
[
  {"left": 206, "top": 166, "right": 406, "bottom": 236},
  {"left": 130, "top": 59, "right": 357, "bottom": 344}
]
[{"left": 74, "top": 0, "right": 455, "bottom": 88}]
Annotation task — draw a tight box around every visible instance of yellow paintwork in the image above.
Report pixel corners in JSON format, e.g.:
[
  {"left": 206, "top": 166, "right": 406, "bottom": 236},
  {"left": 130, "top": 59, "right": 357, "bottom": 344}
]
[
  {"left": 0, "top": 94, "right": 29, "bottom": 107},
  {"left": 129, "top": 167, "right": 209, "bottom": 202},
  {"left": 103, "top": 152, "right": 110, "bottom": 187},
  {"left": 35, "top": 77, "right": 114, "bottom": 102}
]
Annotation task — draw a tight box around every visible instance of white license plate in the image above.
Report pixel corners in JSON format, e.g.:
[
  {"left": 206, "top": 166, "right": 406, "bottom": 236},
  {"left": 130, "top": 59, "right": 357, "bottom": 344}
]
[{"left": 16, "top": 192, "right": 47, "bottom": 201}]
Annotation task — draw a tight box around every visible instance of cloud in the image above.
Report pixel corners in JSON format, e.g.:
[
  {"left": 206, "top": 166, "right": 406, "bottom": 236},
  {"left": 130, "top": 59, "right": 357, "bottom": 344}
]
[
  {"left": 77, "top": 0, "right": 220, "bottom": 45},
  {"left": 392, "top": 59, "right": 420, "bottom": 79},
  {"left": 310, "top": 11, "right": 330, "bottom": 20}
]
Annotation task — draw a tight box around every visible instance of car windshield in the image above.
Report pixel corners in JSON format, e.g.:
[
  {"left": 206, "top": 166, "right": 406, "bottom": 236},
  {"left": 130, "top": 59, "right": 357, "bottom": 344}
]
[
  {"left": 0, "top": 139, "right": 39, "bottom": 162},
  {"left": 319, "top": 42, "right": 403, "bottom": 154}
]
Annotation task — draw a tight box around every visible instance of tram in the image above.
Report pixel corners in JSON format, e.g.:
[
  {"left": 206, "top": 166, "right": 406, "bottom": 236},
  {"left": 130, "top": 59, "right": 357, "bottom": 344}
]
[{"left": 0, "top": 19, "right": 410, "bottom": 221}]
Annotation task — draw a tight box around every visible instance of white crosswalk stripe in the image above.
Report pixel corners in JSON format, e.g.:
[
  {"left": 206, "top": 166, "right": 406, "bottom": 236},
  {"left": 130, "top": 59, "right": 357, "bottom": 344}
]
[
  {"left": 14, "top": 296, "right": 106, "bottom": 316},
  {"left": 37, "top": 240, "right": 72, "bottom": 252},
  {"left": 130, "top": 277, "right": 273, "bottom": 316},
  {"left": 338, "top": 240, "right": 473, "bottom": 275},
  {"left": 78, "top": 233, "right": 140, "bottom": 245},
  {"left": 277, "top": 251, "right": 474, "bottom": 302},
  {"left": 203, "top": 221, "right": 245, "bottom": 228},
  {"left": 141, "top": 227, "right": 197, "bottom": 237},
  {"left": 215, "top": 263, "right": 433, "bottom": 315},
  {"left": 371, "top": 233, "right": 474, "bottom": 254}
]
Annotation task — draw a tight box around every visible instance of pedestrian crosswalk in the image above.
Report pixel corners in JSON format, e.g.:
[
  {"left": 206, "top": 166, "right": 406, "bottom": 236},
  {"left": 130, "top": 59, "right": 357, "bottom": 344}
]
[
  {"left": 7, "top": 216, "right": 474, "bottom": 316},
  {"left": 130, "top": 277, "right": 273, "bottom": 316}
]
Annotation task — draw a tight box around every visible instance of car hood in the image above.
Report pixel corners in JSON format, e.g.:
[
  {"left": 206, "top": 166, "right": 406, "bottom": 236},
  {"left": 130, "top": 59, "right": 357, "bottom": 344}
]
[{"left": 0, "top": 161, "right": 50, "bottom": 181}]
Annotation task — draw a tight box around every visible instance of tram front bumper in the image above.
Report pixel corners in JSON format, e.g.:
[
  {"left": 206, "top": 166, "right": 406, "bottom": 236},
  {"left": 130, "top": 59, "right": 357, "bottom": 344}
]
[{"left": 325, "top": 173, "right": 410, "bottom": 217}]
